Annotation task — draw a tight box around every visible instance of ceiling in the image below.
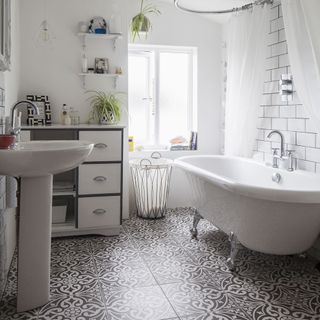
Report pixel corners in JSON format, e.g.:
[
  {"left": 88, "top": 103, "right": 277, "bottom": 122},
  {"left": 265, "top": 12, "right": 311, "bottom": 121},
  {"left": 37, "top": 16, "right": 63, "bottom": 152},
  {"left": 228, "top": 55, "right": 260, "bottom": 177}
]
[{"left": 160, "top": 0, "right": 254, "bottom": 24}]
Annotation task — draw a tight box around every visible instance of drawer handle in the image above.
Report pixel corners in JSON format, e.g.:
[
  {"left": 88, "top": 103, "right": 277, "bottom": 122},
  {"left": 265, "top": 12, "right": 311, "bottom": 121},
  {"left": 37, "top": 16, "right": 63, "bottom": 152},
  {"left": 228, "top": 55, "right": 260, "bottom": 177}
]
[
  {"left": 93, "top": 209, "right": 106, "bottom": 215},
  {"left": 93, "top": 176, "right": 107, "bottom": 182},
  {"left": 94, "top": 143, "right": 108, "bottom": 149}
]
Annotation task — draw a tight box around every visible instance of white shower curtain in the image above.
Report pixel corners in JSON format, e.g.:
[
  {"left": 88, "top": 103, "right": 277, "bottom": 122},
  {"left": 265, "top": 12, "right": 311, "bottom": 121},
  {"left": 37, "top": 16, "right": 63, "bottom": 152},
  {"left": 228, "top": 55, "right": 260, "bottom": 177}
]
[
  {"left": 224, "top": 5, "right": 269, "bottom": 157},
  {"left": 282, "top": 0, "right": 320, "bottom": 131}
]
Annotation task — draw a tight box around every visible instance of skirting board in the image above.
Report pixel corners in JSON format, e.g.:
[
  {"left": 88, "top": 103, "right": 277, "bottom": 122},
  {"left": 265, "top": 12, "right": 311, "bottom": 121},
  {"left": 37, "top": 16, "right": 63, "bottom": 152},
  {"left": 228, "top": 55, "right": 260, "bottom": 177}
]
[{"left": 52, "top": 225, "right": 122, "bottom": 238}]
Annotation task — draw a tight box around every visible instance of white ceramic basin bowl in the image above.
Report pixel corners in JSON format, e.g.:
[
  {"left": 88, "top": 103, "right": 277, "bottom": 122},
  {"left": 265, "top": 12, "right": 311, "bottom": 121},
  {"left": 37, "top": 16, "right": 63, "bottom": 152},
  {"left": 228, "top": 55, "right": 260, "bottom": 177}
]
[{"left": 0, "top": 140, "right": 94, "bottom": 177}]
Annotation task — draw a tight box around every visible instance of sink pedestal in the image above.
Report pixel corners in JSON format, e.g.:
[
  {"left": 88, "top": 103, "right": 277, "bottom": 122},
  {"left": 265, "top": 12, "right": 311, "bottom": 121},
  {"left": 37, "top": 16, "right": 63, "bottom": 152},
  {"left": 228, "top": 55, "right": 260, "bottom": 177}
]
[
  {"left": 0, "top": 140, "right": 94, "bottom": 312},
  {"left": 17, "top": 175, "right": 53, "bottom": 312}
]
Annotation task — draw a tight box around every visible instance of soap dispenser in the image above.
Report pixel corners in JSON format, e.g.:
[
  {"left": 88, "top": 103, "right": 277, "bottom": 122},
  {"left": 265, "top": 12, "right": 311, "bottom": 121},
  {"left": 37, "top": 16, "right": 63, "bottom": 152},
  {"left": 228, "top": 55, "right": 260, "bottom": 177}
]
[{"left": 61, "top": 104, "right": 71, "bottom": 125}]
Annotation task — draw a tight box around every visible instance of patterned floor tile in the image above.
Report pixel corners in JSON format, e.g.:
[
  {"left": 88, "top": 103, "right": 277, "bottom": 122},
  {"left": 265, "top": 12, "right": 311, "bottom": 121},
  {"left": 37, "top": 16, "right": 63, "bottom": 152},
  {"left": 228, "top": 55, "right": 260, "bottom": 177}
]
[
  {"left": 50, "top": 270, "right": 99, "bottom": 298},
  {"left": 103, "top": 286, "right": 177, "bottom": 320},
  {"left": 0, "top": 208, "right": 319, "bottom": 320},
  {"left": 96, "top": 259, "right": 157, "bottom": 290},
  {"left": 161, "top": 281, "right": 228, "bottom": 317},
  {"left": 146, "top": 255, "right": 214, "bottom": 285},
  {"left": 0, "top": 291, "right": 108, "bottom": 320},
  {"left": 180, "top": 313, "right": 230, "bottom": 320}
]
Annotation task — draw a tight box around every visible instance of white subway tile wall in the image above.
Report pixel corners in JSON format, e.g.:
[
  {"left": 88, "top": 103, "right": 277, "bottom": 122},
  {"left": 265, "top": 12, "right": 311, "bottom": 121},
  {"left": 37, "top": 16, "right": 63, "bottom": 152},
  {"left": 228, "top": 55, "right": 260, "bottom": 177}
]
[{"left": 254, "top": 2, "right": 320, "bottom": 172}]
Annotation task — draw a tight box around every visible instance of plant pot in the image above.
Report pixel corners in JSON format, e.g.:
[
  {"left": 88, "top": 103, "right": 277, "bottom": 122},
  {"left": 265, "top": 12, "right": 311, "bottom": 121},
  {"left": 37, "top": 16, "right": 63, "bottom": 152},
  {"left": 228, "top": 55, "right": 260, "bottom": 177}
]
[
  {"left": 99, "top": 113, "right": 118, "bottom": 125},
  {"left": 131, "top": 14, "right": 151, "bottom": 39}
]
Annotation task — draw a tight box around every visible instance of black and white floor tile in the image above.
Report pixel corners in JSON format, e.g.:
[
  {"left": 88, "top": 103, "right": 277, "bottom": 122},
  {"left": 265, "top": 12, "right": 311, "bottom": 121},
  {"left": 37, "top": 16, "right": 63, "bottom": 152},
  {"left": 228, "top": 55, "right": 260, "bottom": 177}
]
[{"left": 0, "top": 208, "right": 320, "bottom": 320}]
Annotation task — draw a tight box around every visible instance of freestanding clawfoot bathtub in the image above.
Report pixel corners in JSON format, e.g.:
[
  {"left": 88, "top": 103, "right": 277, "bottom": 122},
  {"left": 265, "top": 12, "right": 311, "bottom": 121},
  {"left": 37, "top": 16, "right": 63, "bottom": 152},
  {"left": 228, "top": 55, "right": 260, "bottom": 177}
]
[{"left": 175, "top": 155, "right": 320, "bottom": 270}]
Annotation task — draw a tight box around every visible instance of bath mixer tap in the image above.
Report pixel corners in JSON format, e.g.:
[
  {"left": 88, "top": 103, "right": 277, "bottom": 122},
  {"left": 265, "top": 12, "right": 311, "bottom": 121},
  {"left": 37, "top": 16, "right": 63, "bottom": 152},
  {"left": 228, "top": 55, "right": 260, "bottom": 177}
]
[
  {"left": 267, "top": 130, "right": 295, "bottom": 171},
  {"left": 267, "top": 130, "right": 285, "bottom": 157},
  {"left": 271, "top": 147, "right": 280, "bottom": 168},
  {"left": 10, "top": 100, "right": 40, "bottom": 142},
  {"left": 286, "top": 149, "right": 295, "bottom": 172}
]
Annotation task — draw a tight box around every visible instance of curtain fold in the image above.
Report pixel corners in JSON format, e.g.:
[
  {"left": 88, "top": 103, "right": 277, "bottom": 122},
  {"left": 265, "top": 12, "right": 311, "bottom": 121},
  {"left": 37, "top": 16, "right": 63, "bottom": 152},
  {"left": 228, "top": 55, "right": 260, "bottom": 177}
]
[
  {"left": 281, "top": 0, "right": 320, "bottom": 132},
  {"left": 224, "top": 5, "right": 269, "bottom": 157}
]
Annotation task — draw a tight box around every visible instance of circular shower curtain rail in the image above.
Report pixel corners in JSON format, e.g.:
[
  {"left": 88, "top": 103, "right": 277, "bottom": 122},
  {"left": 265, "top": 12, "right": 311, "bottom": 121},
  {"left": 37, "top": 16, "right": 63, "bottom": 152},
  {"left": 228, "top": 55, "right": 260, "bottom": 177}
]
[{"left": 174, "top": 0, "right": 273, "bottom": 14}]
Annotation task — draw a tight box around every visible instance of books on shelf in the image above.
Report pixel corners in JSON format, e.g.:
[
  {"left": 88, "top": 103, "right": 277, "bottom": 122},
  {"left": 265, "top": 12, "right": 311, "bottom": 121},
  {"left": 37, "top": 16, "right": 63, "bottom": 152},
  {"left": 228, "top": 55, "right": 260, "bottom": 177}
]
[
  {"left": 170, "top": 145, "right": 190, "bottom": 151},
  {"left": 169, "top": 131, "right": 198, "bottom": 151},
  {"left": 189, "top": 131, "right": 198, "bottom": 150}
]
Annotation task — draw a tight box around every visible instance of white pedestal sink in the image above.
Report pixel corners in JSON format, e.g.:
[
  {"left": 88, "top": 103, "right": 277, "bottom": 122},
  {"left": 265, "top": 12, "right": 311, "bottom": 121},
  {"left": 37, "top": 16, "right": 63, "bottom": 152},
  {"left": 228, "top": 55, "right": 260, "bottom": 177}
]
[{"left": 0, "top": 141, "right": 93, "bottom": 312}]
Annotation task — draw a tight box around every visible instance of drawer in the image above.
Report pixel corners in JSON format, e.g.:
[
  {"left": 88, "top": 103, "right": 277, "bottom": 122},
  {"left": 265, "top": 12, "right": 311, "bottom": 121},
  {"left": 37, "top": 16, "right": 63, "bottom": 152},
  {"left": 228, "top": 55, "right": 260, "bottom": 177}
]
[
  {"left": 79, "top": 163, "right": 121, "bottom": 195},
  {"left": 78, "top": 196, "right": 120, "bottom": 228},
  {"left": 79, "top": 131, "right": 122, "bottom": 162}
]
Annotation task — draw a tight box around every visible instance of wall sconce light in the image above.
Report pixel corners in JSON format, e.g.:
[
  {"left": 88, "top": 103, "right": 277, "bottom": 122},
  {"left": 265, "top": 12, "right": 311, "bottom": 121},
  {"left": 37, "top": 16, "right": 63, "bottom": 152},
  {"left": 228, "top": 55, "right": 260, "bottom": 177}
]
[{"left": 279, "top": 74, "right": 293, "bottom": 102}]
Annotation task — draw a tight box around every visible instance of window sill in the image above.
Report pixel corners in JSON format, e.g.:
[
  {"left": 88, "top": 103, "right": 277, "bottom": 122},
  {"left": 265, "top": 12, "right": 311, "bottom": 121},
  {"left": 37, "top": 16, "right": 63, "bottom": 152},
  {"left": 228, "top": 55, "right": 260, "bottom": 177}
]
[{"left": 129, "top": 149, "right": 199, "bottom": 160}]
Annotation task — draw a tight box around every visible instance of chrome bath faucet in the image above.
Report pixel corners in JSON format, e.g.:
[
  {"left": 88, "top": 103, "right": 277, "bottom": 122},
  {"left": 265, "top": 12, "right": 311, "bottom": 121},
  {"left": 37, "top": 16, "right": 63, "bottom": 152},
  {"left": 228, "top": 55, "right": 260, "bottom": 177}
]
[{"left": 266, "top": 130, "right": 295, "bottom": 171}]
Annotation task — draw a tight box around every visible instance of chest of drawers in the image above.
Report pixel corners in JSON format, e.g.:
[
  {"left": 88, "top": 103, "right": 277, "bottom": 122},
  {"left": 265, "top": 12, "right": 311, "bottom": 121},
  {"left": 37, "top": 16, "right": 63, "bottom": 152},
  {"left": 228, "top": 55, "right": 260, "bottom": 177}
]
[{"left": 22, "top": 125, "right": 125, "bottom": 237}]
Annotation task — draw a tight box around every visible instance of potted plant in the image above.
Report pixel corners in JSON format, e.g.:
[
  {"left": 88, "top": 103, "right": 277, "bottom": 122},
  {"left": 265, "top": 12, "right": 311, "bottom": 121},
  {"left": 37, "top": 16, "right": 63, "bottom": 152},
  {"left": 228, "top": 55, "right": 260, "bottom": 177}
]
[
  {"left": 87, "top": 91, "right": 124, "bottom": 124},
  {"left": 131, "top": 0, "right": 160, "bottom": 42}
]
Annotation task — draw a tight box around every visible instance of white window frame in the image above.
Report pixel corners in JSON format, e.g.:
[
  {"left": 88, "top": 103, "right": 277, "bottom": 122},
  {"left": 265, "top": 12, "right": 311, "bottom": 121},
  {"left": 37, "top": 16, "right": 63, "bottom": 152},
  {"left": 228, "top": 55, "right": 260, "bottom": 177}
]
[{"left": 129, "top": 44, "right": 198, "bottom": 148}]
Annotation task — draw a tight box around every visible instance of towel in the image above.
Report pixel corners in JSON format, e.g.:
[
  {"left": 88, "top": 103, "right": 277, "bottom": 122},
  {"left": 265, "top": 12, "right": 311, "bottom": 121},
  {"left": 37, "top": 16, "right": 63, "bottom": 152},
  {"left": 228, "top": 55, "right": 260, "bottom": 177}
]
[{"left": 6, "top": 177, "right": 17, "bottom": 208}]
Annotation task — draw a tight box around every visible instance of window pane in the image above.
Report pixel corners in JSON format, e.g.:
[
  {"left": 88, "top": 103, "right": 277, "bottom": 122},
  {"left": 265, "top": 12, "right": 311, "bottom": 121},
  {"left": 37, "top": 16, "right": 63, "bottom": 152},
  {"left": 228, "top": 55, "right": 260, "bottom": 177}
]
[
  {"left": 128, "top": 54, "right": 153, "bottom": 146},
  {"left": 158, "top": 52, "right": 190, "bottom": 146}
]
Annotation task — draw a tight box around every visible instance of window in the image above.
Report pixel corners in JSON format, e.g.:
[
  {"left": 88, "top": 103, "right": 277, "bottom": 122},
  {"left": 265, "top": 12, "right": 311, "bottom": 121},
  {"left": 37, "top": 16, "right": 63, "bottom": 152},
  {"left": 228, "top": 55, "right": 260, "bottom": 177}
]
[{"left": 128, "top": 45, "right": 197, "bottom": 150}]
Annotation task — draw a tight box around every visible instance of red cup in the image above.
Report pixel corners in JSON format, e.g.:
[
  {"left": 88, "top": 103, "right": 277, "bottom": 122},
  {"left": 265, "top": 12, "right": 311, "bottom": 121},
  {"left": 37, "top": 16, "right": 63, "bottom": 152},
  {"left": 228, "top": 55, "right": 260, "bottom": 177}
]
[{"left": 0, "top": 135, "right": 16, "bottom": 149}]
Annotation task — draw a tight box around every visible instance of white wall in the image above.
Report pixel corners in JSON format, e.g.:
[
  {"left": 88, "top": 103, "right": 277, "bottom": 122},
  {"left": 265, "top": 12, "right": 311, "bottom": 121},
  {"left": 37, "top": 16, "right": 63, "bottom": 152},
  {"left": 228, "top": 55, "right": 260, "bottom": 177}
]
[
  {"left": 0, "top": 0, "right": 20, "bottom": 295},
  {"left": 252, "top": 0, "right": 320, "bottom": 258},
  {"left": 128, "top": 1, "right": 222, "bottom": 154},
  {"left": 19, "top": 0, "right": 128, "bottom": 124},
  {"left": 19, "top": 0, "right": 130, "bottom": 218},
  {"left": 127, "top": 1, "right": 222, "bottom": 211},
  {"left": 219, "top": 0, "right": 320, "bottom": 258},
  {"left": 18, "top": 0, "right": 222, "bottom": 215}
]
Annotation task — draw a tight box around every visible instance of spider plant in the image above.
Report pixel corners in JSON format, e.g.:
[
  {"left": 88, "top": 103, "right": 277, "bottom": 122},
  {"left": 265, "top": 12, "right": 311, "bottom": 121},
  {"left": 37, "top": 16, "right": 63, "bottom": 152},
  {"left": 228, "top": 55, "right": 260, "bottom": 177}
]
[
  {"left": 87, "top": 91, "right": 124, "bottom": 124},
  {"left": 131, "top": 0, "right": 160, "bottom": 42}
]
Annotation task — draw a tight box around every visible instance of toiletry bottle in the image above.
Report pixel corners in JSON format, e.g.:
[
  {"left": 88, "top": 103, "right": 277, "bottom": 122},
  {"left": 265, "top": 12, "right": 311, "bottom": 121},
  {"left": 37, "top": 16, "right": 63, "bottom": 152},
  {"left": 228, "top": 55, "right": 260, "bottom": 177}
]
[
  {"left": 110, "top": 3, "right": 122, "bottom": 34},
  {"left": 64, "top": 108, "right": 71, "bottom": 125},
  {"left": 61, "top": 104, "right": 72, "bottom": 125},
  {"left": 64, "top": 115, "right": 71, "bottom": 125},
  {"left": 61, "top": 104, "right": 67, "bottom": 124},
  {"left": 82, "top": 53, "right": 88, "bottom": 73},
  {"left": 128, "top": 136, "right": 135, "bottom": 152}
]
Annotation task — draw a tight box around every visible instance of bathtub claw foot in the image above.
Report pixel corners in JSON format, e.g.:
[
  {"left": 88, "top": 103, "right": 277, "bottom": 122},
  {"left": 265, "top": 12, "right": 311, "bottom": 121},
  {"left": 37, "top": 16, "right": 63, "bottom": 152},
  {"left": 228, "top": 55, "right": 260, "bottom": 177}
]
[
  {"left": 298, "top": 253, "right": 307, "bottom": 259},
  {"left": 190, "top": 209, "right": 203, "bottom": 240},
  {"left": 227, "top": 232, "right": 238, "bottom": 271}
]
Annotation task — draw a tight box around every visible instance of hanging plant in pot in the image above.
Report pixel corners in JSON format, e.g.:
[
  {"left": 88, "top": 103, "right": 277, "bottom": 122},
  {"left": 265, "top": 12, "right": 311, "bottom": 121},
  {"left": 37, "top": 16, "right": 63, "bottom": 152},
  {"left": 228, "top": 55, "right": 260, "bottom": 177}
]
[
  {"left": 131, "top": 0, "right": 161, "bottom": 42},
  {"left": 87, "top": 91, "right": 124, "bottom": 125}
]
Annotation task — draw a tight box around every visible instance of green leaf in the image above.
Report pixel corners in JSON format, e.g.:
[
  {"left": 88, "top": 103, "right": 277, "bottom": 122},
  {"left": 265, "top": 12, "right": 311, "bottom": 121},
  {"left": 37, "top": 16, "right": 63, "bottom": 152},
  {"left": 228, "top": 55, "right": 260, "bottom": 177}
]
[{"left": 85, "top": 90, "right": 127, "bottom": 124}]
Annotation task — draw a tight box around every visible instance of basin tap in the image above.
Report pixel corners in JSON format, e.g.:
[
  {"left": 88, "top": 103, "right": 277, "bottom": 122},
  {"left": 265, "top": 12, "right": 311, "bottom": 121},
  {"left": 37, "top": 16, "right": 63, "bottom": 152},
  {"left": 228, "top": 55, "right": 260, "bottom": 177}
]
[{"left": 10, "top": 100, "right": 40, "bottom": 142}]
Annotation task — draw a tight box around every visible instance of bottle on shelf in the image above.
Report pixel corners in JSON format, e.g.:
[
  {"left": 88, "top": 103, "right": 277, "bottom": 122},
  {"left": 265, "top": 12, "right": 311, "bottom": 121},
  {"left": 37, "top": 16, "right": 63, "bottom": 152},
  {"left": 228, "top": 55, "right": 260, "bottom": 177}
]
[
  {"left": 81, "top": 53, "right": 88, "bottom": 73},
  {"left": 61, "top": 104, "right": 71, "bottom": 125},
  {"left": 110, "top": 3, "right": 122, "bottom": 34}
]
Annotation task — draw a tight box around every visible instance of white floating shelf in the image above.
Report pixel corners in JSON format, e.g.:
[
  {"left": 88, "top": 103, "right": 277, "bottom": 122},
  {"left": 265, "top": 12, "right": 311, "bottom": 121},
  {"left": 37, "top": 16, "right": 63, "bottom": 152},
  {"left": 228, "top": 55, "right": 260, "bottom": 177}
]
[
  {"left": 79, "top": 73, "right": 123, "bottom": 89},
  {"left": 78, "top": 32, "right": 123, "bottom": 49},
  {"left": 78, "top": 73, "right": 121, "bottom": 77},
  {"left": 77, "top": 32, "right": 122, "bottom": 39}
]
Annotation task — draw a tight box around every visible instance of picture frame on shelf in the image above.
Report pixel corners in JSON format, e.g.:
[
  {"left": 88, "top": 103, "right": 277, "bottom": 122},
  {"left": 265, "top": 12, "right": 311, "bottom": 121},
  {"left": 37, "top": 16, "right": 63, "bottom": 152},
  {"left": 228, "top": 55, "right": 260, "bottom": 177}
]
[
  {"left": 95, "top": 58, "right": 109, "bottom": 74},
  {"left": 26, "top": 95, "right": 52, "bottom": 125}
]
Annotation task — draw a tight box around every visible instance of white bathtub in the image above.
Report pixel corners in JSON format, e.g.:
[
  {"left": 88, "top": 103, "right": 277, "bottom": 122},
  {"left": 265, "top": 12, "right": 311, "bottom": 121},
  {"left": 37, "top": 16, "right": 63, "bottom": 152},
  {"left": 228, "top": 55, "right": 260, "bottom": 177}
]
[{"left": 175, "top": 155, "right": 320, "bottom": 258}]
